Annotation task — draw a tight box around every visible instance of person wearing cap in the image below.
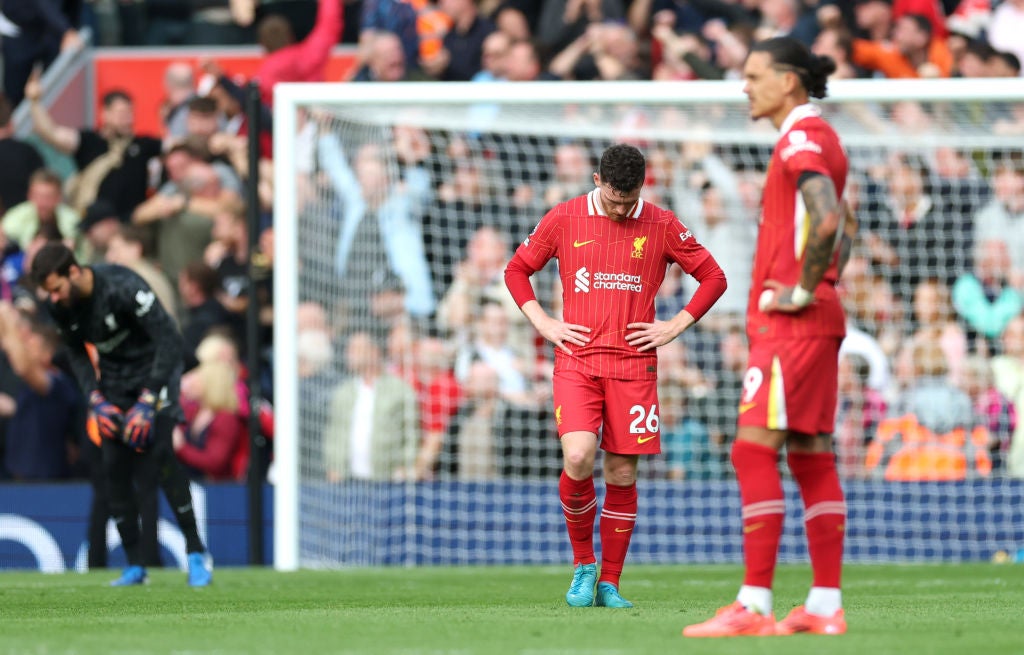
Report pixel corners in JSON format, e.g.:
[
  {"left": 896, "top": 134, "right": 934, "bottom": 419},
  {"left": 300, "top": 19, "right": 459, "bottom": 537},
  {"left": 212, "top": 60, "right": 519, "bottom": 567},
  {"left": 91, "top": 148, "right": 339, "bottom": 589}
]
[{"left": 78, "top": 199, "right": 124, "bottom": 264}]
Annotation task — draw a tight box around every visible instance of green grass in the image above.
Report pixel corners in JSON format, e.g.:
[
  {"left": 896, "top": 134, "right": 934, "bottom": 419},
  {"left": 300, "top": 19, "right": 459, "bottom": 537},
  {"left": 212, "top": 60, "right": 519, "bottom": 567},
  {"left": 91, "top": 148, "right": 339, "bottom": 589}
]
[{"left": 0, "top": 564, "right": 1020, "bottom": 654}]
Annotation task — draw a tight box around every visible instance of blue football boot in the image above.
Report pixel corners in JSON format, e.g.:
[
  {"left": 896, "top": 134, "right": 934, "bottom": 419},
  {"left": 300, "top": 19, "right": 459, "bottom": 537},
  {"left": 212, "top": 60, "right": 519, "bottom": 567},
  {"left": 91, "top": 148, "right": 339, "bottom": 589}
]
[
  {"left": 595, "top": 582, "right": 634, "bottom": 608},
  {"left": 565, "top": 563, "right": 597, "bottom": 607}
]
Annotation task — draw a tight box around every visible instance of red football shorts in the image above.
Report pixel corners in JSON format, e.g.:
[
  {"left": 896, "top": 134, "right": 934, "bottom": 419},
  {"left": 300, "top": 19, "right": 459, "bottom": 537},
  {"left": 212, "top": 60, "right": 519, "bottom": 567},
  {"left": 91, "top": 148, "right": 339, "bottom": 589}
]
[
  {"left": 552, "top": 369, "right": 661, "bottom": 455},
  {"left": 737, "top": 337, "right": 842, "bottom": 436}
]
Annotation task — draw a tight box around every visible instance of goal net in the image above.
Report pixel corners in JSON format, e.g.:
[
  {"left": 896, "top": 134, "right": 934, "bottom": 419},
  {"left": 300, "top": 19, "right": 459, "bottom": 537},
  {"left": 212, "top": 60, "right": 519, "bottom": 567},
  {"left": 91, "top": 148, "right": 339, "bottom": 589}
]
[{"left": 273, "top": 79, "right": 1024, "bottom": 570}]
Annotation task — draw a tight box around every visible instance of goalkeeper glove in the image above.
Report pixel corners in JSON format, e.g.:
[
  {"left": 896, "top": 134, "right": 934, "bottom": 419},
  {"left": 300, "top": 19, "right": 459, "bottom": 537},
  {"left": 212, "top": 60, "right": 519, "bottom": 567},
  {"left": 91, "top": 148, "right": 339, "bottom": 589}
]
[
  {"left": 88, "top": 390, "right": 124, "bottom": 441},
  {"left": 124, "top": 389, "right": 157, "bottom": 449}
]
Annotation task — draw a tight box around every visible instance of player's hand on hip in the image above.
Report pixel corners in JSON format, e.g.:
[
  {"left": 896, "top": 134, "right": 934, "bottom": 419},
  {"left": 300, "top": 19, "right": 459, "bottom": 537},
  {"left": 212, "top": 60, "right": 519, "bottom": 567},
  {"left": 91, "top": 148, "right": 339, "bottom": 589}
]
[
  {"left": 626, "top": 320, "right": 679, "bottom": 352},
  {"left": 88, "top": 390, "right": 124, "bottom": 441},
  {"left": 758, "top": 280, "right": 814, "bottom": 314},
  {"left": 538, "top": 316, "right": 591, "bottom": 355},
  {"left": 124, "top": 389, "right": 157, "bottom": 449}
]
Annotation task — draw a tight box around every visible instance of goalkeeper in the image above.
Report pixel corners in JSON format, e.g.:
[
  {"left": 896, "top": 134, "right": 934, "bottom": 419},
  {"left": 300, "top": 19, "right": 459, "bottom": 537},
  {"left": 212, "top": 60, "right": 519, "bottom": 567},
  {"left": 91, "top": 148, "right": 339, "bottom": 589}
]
[{"left": 31, "top": 242, "right": 212, "bottom": 587}]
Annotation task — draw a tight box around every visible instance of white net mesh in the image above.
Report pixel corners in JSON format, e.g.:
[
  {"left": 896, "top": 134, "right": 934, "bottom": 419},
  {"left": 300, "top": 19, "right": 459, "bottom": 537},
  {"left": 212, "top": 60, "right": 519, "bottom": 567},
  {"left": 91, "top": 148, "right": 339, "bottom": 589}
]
[{"left": 275, "top": 81, "right": 1024, "bottom": 568}]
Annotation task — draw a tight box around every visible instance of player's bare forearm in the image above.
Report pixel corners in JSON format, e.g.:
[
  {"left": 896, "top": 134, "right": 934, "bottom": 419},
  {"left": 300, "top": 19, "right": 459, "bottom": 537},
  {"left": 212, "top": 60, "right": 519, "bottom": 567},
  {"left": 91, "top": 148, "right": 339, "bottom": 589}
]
[
  {"left": 798, "top": 173, "right": 841, "bottom": 292},
  {"left": 625, "top": 310, "right": 694, "bottom": 352},
  {"left": 836, "top": 198, "right": 859, "bottom": 279},
  {"left": 520, "top": 300, "right": 590, "bottom": 355}
]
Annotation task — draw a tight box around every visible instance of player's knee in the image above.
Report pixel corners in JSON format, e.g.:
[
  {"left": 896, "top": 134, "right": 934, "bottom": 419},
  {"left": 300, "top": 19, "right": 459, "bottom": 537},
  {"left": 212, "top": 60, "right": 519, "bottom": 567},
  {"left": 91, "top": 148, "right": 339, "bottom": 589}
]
[
  {"left": 562, "top": 448, "right": 594, "bottom": 477},
  {"left": 603, "top": 466, "right": 636, "bottom": 487}
]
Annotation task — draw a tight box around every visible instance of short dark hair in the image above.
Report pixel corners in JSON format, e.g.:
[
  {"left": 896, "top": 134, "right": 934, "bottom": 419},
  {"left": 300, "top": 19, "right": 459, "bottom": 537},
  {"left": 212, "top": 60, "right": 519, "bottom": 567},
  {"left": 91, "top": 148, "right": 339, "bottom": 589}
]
[
  {"left": 29, "top": 168, "right": 62, "bottom": 189},
  {"left": 995, "top": 51, "right": 1022, "bottom": 74},
  {"left": 115, "top": 223, "right": 154, "bottom": 257},
  {"left": 30, "top": 242, "right": 78, "bottom": 286},
  {"left": 258, "top": 15, "right": 294, "bottom": 53},
  {"left": 187, "top": 96, "right": 218, "bottom": 116},
  {"left": 102, "top": 90, "right": 132, "bottom": 108},
  {"left": 598, "top": 144, "right": 646, "bottom": 193},
  {"left": 749, "top": 36, "right": 837, "bottom": 99},
  {"left": 182, "top": 260, "right": 220, "bottom": 297}
]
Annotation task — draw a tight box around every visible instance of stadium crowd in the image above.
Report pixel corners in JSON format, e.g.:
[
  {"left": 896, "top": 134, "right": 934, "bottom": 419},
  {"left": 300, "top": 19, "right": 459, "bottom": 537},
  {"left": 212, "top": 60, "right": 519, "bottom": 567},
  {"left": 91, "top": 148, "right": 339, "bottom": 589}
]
[{"left": 0, "top": 0, "right": 1021, "bottom": 489}]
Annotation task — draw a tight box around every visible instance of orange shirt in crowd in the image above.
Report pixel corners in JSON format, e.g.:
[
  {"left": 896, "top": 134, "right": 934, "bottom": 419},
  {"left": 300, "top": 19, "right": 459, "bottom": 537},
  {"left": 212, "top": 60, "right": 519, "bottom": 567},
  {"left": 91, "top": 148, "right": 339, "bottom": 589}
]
[{"left": 852, "top": 38, "right": 953, "bottom": 78}]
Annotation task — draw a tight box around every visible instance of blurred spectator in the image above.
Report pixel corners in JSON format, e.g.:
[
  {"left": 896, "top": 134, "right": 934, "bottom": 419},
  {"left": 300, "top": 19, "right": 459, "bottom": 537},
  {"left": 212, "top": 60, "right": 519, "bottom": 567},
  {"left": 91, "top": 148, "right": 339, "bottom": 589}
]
[
  {"left": 812, "top": 25, "right": 859, "bottom": 80},
  {"left": 757, "top": 0, "right": 819, "bottom": 45},
  {"left": 205, "top": 200, "right": 253, "bottom": 326},
  {"left": 892, "top": 339, "right": 973, "bottom": 434},
  {"left": 909, "top": 279, "right": 968, "bottom": 382},
  {"left": 189, "top": 0, "right": 255, "bottom": 45},
  {"left": 317, "top": 128, "right": 436, "bottom": 326},
  {"left": 437, "top": 226, "right": 533, "bottom": 361},
  {"left": 252, "top": 0, "right": 343, "bottom": 106},
  {"left": 867, "top": 339, "right": 991, "bottom": 481},
  {"left": 178, "top": 261, "right": 234, "bottom": 371},
  {"left": 453, "top": 298, "right": 538, "bottom": 407},
  {"left": 987, "top": 0, "right": 1024, "bottom": 73},
  {"left": 852, "top": 12, "right": 952, "bottom": 78},
  {"left": 352, "top": 30, "right": 430, "bottom": 81},
  {"left": 2, "top": 0, "right": 82, "bottom": 106},
  {"left": 536, "top": 0, "right": 624, "bottom": 59},
  {"left": 992, "top": 315, "right": 1024, "bottom": 476},
  {"left": 438, "top": 360, "right": 501, "bottom": 480},
  {"left": 26, "top": 76, "right": 161, "bottom": 222},
  {"left": 493, "top": 4, "right": 532, "bottom": 41},
  {"left": 834, "top": 353, "right": 887, "bottom": 478},
  {"left": 549, "top": 21, "right": 644, "bottom": 80},
  {"left": 422, "top": 0, "right": 496, "bottom": 80},
  {"left": 960, "top": 354, "right": 1016, "bottom": 472},
  {"left": 973, "top": 156, "right": 1024, "bottom": 278},
  {"left": 409, "top": 336, "right": 463, "bottom": 479},
  {"left": 104, "top": 223, "right": 178, "bottom": 326},
  {"left": 174, "top": 334, "right": 248, "bottom": 481},
  {"left": 505, "top": 38, "right": 547, "bottom": 81},
  {"left": 358, "top": 0, "right": 425, "bottom": 70},
  {"left": 1, "top": 169, "right": 79, "bottom": 253},
  {"left": 323, "top": 331, "right": 419, "bottom": 481},
  {"left": 142, "top": 0, "right": 194, "bottom": 45},
  {"left": 472, "top": 30, "right": 512, "bottom": 81},
  {"left": 161, "top": 62, "right": 196, "bottom": 139},
  {"left": 135, "top": 160, "right": 225, "bottom": 285},
  {"left": 542, "top": 142, "right": 593, "bottom": 208},
  {"left": 0, "top": 95, "right": 44, "bottom": 210},
  {"left": 657, "top": 339, "right": 720, "bottom": 480},
  {"left": 952, "top": 239, "right": 1022, "bottom": 348},
  {"left": 853, "top": 0, "right": 893, "bottom": 42},
  {"left": 76, "top": 198, "right": 122, "bottom": 263},
  {"left": 296, "top": 301, "right": 339, "bottom": 479},
  {"left": 864, "top": 154, "right": 970, "bottom": 296},
  {"left": 0, "top": 303, "right": 83, "bottom": 480}
]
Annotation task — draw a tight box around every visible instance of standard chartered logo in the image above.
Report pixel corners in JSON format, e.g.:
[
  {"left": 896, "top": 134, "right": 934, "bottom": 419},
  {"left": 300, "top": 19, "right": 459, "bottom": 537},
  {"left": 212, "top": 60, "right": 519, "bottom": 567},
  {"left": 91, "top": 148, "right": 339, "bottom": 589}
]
[
  {"left": 574, "top": 267, "right": 642, "bottom": 293},
  {"left": 574, "top": 267, "right": 591, "bottom": 293}
]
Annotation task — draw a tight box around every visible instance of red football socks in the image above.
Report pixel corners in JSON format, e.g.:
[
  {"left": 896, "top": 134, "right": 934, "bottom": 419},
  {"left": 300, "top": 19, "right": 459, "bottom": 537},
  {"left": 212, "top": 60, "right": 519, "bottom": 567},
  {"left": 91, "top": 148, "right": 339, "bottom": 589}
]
[
  {"left": 599, "top": 482, "right": 637, "bottom": 587},
  {"left": 559, "top": 471, "right": 597, "bottom": 565},
  {"left": 731, "top": 440, "right": 785, "bottom": 589},
  {"left": 788, "top": 451, "right": 846, "bottom": 588}
]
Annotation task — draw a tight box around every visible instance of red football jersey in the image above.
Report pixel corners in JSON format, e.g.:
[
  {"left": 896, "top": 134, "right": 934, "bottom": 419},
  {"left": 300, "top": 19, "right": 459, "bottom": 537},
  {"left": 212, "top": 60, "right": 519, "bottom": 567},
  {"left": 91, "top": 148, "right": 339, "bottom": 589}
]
[
  {"left": 515, "top": 189, "right": 712, "bottom": 380},
  {"left": 747, "top": 104, "right": 849, "bottom": 342}
]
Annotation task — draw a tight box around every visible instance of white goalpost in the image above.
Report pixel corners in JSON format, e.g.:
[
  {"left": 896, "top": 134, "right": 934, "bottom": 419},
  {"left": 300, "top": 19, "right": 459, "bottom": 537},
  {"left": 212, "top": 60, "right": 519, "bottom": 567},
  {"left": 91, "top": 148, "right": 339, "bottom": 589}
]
[{"left": 274, "top": 79, "right": 1024, "bottom": 571}]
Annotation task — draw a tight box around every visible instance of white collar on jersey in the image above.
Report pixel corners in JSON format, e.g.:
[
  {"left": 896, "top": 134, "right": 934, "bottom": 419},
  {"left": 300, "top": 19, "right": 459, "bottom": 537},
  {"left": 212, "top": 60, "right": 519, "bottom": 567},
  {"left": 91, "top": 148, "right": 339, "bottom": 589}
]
[
  {"left": 587, "top": 188, "right": 644, "bottom": 219},
  {"left": 778, "top": 103, "right": 821, "bottom": 134}
]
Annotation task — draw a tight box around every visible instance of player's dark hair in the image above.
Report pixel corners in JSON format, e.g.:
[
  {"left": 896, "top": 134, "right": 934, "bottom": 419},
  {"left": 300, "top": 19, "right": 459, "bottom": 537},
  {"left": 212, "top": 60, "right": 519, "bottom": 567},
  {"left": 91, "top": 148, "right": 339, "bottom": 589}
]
[
  {"left": 750, "top": 37, "right": 836, "bottom": 99},
  {"left": 30, "top": 242, "right": 78, "bottom": 286},
  {"left": 598, "top": 144, "right": 646, "bottom": 193},
  {"left": 996, "top": 51, "right": 1021, "bottom": 74}
]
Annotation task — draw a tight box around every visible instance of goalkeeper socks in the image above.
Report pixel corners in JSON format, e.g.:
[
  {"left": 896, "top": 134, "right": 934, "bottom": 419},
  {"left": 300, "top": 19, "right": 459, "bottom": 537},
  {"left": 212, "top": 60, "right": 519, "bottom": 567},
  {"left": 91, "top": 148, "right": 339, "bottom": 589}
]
[
  {"left": 559, "top": 471, "right": 597, "bottom": 565},
  {"left": 731, "top": 440, "right": 785, "bottom": 590},
  {"left": 162, "top": 471, "right": 206, "bottom": 554},
  {"left": 598, "top": 482, "right": 637, "bottom": 587},
  {"left": 787, "top": 451, "right": 846, "bottom": 589}
]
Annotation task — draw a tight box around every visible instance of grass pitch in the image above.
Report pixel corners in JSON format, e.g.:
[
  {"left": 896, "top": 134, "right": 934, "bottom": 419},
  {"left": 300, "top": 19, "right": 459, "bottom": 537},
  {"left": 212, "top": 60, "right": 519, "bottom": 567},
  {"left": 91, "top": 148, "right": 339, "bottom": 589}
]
[{"left": 0, "top": 563, "right": 1019, "bottom": 655}]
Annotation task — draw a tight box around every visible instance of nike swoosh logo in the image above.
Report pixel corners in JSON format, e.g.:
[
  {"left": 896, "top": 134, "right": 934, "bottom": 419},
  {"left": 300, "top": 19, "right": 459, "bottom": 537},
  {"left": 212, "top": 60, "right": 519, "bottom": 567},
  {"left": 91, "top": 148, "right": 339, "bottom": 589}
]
[
  {"left": 739, "top": 402, "right": 757, "bottom": 414},
  {"left": 573, "top": 239, "right": 596, "bottom": 248},
  {"left": 743, "top": 521, "right": 765, "bottom": 534},
  {"left": 636, "top": 435, "right": 657, "bottom": 444},
  {"left": 614, "top": 527, "right": 632, "bottom": 533}
]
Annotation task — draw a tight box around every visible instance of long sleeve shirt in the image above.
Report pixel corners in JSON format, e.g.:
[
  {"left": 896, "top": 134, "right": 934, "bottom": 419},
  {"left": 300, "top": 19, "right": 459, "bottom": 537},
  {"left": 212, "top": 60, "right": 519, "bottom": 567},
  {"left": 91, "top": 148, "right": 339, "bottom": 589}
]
[{"left": 256, "top": 0, "right": 343, "bottom": 106}]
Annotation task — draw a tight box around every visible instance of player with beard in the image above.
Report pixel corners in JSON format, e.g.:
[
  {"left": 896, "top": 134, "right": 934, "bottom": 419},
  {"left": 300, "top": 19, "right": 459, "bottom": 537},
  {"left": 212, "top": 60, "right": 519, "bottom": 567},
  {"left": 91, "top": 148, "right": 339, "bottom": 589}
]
[{"left": 31, "top": 242, "right": 213, "bottom": 586}]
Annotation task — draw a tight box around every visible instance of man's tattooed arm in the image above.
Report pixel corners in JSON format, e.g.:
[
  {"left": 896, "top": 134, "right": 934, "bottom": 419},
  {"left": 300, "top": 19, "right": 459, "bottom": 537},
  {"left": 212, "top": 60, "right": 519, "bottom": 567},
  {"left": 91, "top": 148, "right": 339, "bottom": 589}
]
[
  {"left": 797, "top": 171, "right": 842, "bottom": 292},
  {"left": 836, "top": 197, "right": 859, "bottom": 280}
]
